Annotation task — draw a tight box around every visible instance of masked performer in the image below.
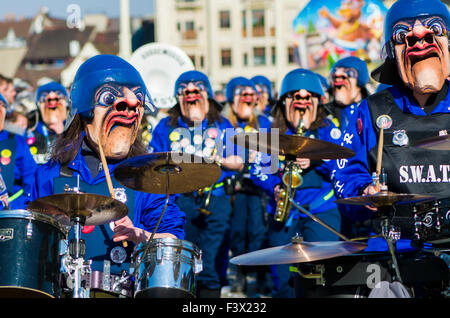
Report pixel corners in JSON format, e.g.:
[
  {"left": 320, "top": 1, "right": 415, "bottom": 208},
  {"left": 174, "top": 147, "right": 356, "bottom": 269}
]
[
  {"left": 251, "top": 75, "right": 274, "bottom": 120},
  {"left": 250, "top": 69, "right": 343, "bottom": 298},
  {"left": 27, "top": 82, "right": 69, "bottom": 165},
  {"left": 332, "top": 0, "right": 450, "bottom": 253},
  {"left": 324, "top": 56, "right": 370, "bottom": 132},
  {"left": 224, "top": 76, "right": 272, "bottom": 294},
  {"left": 30, "top": 55, "right": 185, "bottom": 281},
  {"left": 149, "top": 70, "right": 243, "bottom": 298}
]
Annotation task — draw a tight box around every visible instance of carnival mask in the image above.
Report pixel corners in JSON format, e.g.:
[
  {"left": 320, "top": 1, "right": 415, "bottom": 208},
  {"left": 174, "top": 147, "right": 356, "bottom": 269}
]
[
  {"left": 85, "top": 83, "right": 144, "bottom": 159},
  {"left": 177, "top": 81, "right": 209, "bottom": 124},
  {"left": 38, "top": 91, "right": 67, "bottom": 134},
  {"left": 285, "top": 89, "right": 319, "bottom": 130},
  {"left": 393, "top": 16, "right": 450, "bottom": 95},
  {"left": 331, "top": 67, "right": 361, "bottom": 106},
  {"left": 232, "top": 86, "right": 258, "bottom": 120}
]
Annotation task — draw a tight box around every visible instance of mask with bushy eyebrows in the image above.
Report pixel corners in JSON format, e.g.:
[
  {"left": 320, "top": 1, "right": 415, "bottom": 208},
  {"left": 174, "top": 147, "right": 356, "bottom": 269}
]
[
  {"left": 84, "top": 83, "right": 144, "bottom": 159},
  {"left": 393, "top": 16, "right": 450, "bottom": 94}
]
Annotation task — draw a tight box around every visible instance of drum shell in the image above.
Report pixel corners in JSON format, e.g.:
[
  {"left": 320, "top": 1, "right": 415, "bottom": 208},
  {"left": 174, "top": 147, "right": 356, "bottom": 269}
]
[
  {"left": 0, "top": 210, "right": 67, "bottom": 298},
  {"left": 132, "top": 238, "right": 202, "bottom": 298}
]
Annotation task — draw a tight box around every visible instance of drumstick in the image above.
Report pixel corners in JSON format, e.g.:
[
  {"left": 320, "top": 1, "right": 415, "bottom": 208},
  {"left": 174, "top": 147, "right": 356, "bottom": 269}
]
[
  {"left": 98, "top": 137, "right": 128, "bottom": 248},
  {"left": 375, "top": 127, "right": 384, "bottom": 191}
]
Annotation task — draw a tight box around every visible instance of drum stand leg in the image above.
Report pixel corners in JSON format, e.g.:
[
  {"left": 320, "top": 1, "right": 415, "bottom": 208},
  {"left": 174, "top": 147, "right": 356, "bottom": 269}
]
[
  {"left": 380, "top": 215, "right": 403, "bottom": 283},
  {"left": 69, "top": 216, "right": 90, "bottom": 298}
]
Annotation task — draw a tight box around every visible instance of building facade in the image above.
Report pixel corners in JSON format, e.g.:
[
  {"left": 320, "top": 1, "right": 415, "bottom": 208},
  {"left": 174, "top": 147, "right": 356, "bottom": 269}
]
[{"left": 155, "top": 0, "right": 309, "bottom": 92}]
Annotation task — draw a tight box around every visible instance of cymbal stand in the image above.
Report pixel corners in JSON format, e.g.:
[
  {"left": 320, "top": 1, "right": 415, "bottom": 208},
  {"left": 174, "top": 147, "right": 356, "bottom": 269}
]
[{"left": 379, "top": 207, "right": 403, "bottom": 283}]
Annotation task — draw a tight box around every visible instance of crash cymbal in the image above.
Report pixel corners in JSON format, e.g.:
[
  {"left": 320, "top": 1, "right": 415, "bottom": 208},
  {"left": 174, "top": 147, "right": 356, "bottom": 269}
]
[
  {"left": 231, "top": 132, "right": 355, "bottom": 160},
  {"left": 230, "top": 240, "right": 367, "bottom": 265},
  {"left": 415, "top": 134, "right": 450, "bottom": 151},
  {"left": 27, "top": 193, "right": 128, "bottom": 226},
  {"left": 114, "top": 152, "right": 221, "bottom": 194},
  {"left": 335, "top": 191, "right": 435, "bottom": 207}
]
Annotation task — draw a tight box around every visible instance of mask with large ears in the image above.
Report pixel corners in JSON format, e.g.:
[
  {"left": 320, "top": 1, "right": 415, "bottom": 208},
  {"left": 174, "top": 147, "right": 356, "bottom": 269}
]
[
  {"left": 68, "top": 54, "right": 155, "bottom": 160},
  {"left": 36, "top": 82, "right": 68, "bottom": 134}
]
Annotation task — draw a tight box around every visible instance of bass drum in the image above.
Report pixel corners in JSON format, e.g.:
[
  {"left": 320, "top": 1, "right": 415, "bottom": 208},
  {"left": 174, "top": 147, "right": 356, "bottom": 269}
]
[
  {"left": 132, "top": 237, "right": 202, "bottom": 298},
  {"left": 0, "top": 210, "right": 67, "bottom": 298}
]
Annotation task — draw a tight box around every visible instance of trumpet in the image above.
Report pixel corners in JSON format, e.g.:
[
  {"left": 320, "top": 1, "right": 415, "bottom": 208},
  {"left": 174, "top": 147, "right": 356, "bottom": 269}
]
[{"left": 274, "top": 112, "right": 305, "bottom": 223}]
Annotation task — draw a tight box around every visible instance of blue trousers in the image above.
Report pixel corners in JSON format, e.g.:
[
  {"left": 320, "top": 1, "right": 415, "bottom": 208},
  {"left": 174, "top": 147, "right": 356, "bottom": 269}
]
[
  {"left": 268, "top": 207, "right": 342, "bottom": 298},
  {"left": 176, "top": 193, "right": 232, "bottom": 290},
  {"left": 230, "top": 192, "right": 267, "bottom": 257}
]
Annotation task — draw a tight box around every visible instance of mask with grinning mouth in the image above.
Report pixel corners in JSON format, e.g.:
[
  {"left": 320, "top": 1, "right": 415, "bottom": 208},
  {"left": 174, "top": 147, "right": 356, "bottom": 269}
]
[
  {"left": 393, "top": 16, "right": 450, "bottom": 95},
  {"left": 331, "top": 67, "right": 361, "bottom": 107},
  {"left": 36, "top": 82, "right": 68, "bottom": 134},
  {"left": 85, "top": 83, "right": 144, "bottom": 159}
]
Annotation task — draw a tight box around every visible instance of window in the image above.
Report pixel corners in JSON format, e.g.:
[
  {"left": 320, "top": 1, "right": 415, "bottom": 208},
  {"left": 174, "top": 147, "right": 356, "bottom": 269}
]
[
  {"left": 253, "top": 47, "right": 266, "bottom": 66},
  {"left": 219, "top": 10, "right": 231, "bottom": 28},
  {"left": 271, "top": 46, "right": 276, "bottom": 65},
  {"left": 221, "top": 49, "right": 232, "bottom": 66},
  {"left": 252, "top": 9, "right": 265, "bottom": 37},
  {"left": 243, "top": 53, "right": 248, "bottom": 66},
  {"left": 242, "top": 10, "right": 247, "bottom": 37},
  {"left": 184, "top": 21, "right": 196, "bottom": 39},
  {"left": 288, "top": 46, "right": 297, "bottom": 64}
]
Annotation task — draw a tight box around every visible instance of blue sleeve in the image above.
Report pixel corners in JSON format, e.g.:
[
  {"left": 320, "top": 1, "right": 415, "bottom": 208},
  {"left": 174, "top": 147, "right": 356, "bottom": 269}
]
[
  {"left": 249, "top": 152, "right": 280, "bottom": 196},
  {"left": 148, "top": 118, "right": 170, "bottom": 153},
  {"left": 14, "top": 135, "right": 38, "bottom": 207},
  {"left": 30, "top": 160, "right": 60, "bottom": 202},
  {"left": 134, "top": 192, "right": 186, "bottom": 239},
  {"left": 331, "top": 101, "right": 378, "bottom": 222}
]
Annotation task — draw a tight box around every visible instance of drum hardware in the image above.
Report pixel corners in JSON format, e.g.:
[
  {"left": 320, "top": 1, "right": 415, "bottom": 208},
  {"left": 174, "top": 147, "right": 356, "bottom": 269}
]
[
  {"left": 413, "top": 201, "right": 450, "bottom": 246},
  {"left": 295, "top": 264, "right": 325, "bottom": 286},
  {"left": 229, "top": 234, "right": 367, "bottom": 266}
]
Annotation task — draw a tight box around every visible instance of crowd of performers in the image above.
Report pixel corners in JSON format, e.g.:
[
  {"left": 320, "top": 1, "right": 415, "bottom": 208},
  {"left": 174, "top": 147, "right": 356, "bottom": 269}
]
[{"left": 0, "top": 0, "right": 449, "bottom": 298}]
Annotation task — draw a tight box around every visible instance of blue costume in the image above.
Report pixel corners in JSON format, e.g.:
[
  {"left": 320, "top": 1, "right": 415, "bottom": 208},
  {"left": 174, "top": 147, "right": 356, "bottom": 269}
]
[
  {"left": 224, "top": 77, "right": 272, "bottom": 293},
  {"left": 251, "top": 75, "right": 274, "bottom": 120},
  {"left": 0, "top": 93, "right": 37, "bottom": 210},
  {"left": 250, "top": 69, "right": 342, "bottom": 298},
  {"left": 28, "top": 82, "right": 68, "bottom": 165},
  {"left": 149, "top": 70, "right": 235, "bottom": 297},
  {"left": 332, "top": 0, "right": 450, "bottom": 252},
  {"left": 29, "top": 55, "right": 185, "bottom": 276}
]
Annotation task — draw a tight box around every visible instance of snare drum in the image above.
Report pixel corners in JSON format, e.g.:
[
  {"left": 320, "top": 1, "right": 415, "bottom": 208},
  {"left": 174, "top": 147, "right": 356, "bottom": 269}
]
[
  {"left": 132, "top": 238, "right": 202, "bottom": 298},
  {"left": 0, "top": 210, "right": 67, "bottom": 298}
]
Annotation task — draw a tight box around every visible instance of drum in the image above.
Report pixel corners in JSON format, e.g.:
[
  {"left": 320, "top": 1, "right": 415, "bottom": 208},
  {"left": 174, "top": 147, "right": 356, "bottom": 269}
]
[
  {"left": 132, "top": 237, "right": 202, "bottom": 298},
  {"left": 413, "top": 201, "right": 450, "bottom": 246},
  {"left": 0, "top": 210, "right": 67, "bottom": 298}
]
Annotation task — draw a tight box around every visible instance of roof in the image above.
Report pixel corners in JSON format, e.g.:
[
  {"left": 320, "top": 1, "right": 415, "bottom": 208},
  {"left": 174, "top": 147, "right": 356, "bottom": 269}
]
[
  {"left": 0, "top": 19, "right": 32, "bottom": 39},
  {"left": 23, "top": 26, "right": 95, "bottom": 60}
]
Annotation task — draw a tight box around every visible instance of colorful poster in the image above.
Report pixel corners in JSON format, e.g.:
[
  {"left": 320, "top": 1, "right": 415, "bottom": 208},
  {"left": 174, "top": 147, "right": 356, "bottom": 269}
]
[{"left": 293, "top": 0, "right": 388, "bottom": 71}]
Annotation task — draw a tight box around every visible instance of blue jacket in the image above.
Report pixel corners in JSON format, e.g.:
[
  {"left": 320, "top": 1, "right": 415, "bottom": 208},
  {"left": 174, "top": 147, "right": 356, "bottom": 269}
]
[
  {"left": 250, "top": 118, "right": 342, "bottom": 221},
  {"left": 0, "top": 130, "right": 37, "bottom": 209}
]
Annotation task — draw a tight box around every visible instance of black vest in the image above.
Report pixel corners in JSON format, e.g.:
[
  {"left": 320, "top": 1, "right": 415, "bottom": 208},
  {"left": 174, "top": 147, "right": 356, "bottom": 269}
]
[{"left": 367, "top": 89, "right": 450, "bottom": 200}]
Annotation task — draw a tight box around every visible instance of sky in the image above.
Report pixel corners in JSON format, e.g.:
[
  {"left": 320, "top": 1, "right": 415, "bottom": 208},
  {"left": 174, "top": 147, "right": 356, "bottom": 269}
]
[{"left": 0, "top": 0, "right": 155, "bottom": 20}]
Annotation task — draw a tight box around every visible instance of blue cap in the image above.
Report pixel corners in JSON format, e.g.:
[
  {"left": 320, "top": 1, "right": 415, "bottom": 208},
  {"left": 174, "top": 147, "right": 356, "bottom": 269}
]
[
  {"left": 69, "top": 54, "right": 154, "bottom": 123},
  {"left": 331, "top": 56, "right": 369, "bottom": 87},
  {"left": 225, "top": 77, "right": 258, "bottom": 103},
  {"left": 279, "top": 69, "right": 324, "bottom": 98},
  {"left": 251, "top": 75, "right": 273, "bottom": 100},
  {"left": 174, "top": 70, "right": 214, "bottom": 100},
  {"left": 316, "top": 73, "right": 330, "bottom": 91},
  {"left": 36, "top": 81, "right": 68, "bottom": 105},
  {"left": 383, "top": 0, "right": 450, "bottom": 45}
]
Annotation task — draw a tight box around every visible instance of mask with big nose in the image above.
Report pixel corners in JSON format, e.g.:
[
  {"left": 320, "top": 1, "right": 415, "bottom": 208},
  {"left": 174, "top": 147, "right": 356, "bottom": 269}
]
[
  {"left": 178, "top": 81, "right": 209, "bottom": 124},
  {"left": 285, "top": 89, "right": 319, "bottom": 130},
  {"left": 393, "top": 16, "right": 450, "bottom": 96},
  {"left": 232, "top": 86, "right": 258, "bottom": 120},
  {"left": 85, "top": 85, "right": 144, "bottom": 160}
]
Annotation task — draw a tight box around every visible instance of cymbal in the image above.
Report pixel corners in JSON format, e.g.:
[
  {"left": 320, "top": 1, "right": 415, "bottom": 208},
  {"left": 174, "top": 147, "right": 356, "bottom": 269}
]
[
  {"left": 335, "top": 191, "right": 435, "bottom": 207},
  {"left": 231, "top": 132, "right": 355, "bottom": 160},
  {"left": 230, "top": 240, "right": 367, "bottom": 265},
  {"left": 114, "top": 152, "right": 221, "bottom": 194},
  {"left": 415, "top": 134, "right": 450, "bottom": 151},
  {"left": 27, "top": 193, "right": 128, "bottom": 226}
]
